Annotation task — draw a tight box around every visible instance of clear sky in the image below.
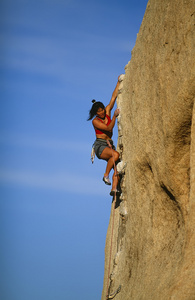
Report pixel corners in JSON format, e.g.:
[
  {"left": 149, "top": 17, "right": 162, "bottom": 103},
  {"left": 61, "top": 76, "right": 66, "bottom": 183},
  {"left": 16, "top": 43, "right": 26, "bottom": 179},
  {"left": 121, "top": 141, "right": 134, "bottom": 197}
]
[{"left": 0, "top": 0, "right": 148, "bottom": 299}]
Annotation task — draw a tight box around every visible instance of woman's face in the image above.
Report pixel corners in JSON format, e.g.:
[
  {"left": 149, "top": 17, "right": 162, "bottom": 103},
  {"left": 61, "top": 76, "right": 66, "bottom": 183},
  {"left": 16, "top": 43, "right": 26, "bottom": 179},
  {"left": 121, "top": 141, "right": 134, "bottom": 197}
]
[{"left": 96, "top": 107, "right": 106, "bottom": 119}]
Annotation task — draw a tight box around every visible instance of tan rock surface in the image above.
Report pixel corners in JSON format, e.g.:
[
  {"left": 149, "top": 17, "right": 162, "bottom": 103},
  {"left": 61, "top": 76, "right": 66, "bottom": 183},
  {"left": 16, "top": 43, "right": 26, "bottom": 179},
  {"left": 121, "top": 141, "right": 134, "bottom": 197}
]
[{"left": 102, "top": 0, "right": 195, "bottom": 299}]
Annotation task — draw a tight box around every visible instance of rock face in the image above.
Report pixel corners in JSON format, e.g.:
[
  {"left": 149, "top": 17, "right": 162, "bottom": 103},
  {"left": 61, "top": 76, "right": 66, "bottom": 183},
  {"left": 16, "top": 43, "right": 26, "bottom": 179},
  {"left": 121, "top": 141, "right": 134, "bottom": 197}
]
[{"left": 102, "top": 0, "right": 195, "bottom": 299}]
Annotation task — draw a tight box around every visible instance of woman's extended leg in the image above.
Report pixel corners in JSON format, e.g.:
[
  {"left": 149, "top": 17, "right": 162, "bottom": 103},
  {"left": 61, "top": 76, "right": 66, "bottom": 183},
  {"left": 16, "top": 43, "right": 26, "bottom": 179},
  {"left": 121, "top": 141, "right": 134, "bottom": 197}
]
[{"left": 112, "top": 166, "right": 119, "bottom": 191}]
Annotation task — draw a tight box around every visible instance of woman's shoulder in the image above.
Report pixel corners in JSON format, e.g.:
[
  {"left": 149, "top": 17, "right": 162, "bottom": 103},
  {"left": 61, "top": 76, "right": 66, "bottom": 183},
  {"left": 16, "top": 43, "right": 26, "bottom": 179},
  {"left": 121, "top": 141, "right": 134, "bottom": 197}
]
[
  {"left": 92, "top": 116, "right": 98, "bottom": 125},
  {"left": 92, "top": 116, "right": 98, "bottom": 122}
]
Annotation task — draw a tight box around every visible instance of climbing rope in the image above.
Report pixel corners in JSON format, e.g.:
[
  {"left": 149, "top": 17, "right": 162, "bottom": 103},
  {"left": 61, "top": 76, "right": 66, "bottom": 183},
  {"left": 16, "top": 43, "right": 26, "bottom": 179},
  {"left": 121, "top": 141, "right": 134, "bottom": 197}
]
[{"left": 106, "top": 140, "right": 120, "bottom": 299}]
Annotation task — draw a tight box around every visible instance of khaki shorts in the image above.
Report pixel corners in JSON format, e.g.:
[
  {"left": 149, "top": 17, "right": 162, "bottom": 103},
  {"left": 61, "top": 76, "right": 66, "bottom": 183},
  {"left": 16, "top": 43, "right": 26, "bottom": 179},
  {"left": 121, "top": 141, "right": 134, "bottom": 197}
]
[{"left": 93, "top": 139, "right": 115, "bottom": 159}]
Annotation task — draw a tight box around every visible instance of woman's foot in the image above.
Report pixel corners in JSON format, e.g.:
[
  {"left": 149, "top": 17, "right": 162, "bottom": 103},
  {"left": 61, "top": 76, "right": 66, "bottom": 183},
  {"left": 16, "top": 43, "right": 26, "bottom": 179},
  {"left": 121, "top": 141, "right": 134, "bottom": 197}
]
[{"left": 103, "top": 175, "right": 111, "bottom": 185}]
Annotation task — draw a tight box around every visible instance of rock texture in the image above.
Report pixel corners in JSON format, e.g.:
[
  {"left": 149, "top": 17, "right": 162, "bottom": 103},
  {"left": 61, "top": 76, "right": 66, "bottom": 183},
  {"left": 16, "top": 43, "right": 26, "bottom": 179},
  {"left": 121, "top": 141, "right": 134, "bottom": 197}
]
[{"left": 102, "top": 0, "right": 195, "bottom": 299}]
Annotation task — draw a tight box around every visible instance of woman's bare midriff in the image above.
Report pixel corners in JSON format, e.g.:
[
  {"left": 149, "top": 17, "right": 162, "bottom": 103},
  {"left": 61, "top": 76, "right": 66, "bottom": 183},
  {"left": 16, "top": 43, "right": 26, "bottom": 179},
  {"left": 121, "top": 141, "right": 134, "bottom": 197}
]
[{"left": 96, "top": 132, "right": 113, "bottom": 140}]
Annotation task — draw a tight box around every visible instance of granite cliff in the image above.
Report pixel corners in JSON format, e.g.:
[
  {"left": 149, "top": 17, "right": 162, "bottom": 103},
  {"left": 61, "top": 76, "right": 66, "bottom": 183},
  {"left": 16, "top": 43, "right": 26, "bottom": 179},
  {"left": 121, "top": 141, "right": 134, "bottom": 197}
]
[{"left": 102, "top": 0, "right": 195, "bottom": 299}]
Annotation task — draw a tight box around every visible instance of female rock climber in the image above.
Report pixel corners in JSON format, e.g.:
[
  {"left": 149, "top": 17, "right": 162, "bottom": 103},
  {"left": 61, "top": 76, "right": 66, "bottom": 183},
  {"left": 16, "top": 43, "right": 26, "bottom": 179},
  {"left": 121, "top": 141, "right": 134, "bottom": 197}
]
[{"left": 88, "top": 76, "right": 121, "bottom": 196}]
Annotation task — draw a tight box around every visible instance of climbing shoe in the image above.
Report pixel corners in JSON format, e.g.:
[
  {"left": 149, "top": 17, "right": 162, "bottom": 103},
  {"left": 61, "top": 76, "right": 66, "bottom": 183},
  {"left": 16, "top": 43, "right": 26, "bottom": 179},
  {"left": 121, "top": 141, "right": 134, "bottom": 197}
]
[
  {"left": 103, "top": 176, "right": 111, "bottom": 185},
  {"left": 110, "top": 190, "right": 121, "bottom": 196}
]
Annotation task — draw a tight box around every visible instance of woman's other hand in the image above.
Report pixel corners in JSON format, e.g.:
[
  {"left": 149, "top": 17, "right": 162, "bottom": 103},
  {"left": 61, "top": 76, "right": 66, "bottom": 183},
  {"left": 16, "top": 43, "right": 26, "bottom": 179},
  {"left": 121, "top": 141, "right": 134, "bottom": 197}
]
[{"left": 114, "top": 108, "right": 120, "bottom": 117}]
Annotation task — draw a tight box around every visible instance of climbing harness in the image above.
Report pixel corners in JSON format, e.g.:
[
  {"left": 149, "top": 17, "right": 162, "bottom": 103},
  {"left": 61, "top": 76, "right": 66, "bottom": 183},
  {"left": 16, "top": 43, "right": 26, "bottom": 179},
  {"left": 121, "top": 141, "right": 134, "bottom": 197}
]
[{"left": 106, "top": 140, "right": 121, "bottom": 299}]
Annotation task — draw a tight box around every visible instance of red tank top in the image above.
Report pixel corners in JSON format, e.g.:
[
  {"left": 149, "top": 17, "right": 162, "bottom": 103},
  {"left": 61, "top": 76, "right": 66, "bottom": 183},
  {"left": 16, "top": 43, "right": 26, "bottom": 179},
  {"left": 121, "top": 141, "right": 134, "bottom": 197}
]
[{"left": 95, "top": 114, "right": 111, "bottom": 134}]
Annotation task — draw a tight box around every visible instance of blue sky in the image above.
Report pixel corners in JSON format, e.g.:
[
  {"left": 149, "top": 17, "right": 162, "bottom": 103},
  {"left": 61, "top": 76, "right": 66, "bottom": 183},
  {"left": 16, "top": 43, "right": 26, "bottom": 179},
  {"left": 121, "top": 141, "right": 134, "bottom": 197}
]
[{"left": 0, "top": 0, "right": 148, "bottom": 299}]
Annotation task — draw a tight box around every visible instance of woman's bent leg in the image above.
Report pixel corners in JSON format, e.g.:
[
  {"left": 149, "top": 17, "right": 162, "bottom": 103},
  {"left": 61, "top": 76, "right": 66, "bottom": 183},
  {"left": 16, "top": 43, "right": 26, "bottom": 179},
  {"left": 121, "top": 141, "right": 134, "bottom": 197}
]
[{"left": 100, "top": 147, "right": 119, "bottom": 178}]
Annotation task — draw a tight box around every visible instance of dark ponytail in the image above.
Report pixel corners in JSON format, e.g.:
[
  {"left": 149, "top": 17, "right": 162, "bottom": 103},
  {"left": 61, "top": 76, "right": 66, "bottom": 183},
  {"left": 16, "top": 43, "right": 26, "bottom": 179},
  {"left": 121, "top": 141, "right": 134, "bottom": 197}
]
[{"left": 87, "top": 100, "right": 105, "bottom": 120}]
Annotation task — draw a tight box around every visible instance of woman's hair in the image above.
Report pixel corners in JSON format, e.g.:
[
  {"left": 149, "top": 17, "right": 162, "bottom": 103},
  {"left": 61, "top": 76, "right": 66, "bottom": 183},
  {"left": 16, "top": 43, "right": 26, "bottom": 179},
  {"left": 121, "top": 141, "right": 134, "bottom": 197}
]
[{"left": 87, "top": 99, "right": 105, "bottom": 120}]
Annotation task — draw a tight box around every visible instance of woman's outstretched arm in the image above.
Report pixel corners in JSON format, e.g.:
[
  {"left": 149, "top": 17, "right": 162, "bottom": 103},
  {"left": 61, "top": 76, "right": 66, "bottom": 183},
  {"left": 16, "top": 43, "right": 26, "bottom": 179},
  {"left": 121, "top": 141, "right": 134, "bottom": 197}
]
[{"left": 106, "top": 76, "right": 120, "bottom": 115}]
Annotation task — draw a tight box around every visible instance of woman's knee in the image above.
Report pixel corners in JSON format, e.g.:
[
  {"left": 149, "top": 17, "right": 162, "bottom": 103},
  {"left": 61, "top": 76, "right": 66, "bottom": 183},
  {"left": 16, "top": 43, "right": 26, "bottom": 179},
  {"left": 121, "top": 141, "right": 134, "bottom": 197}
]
[{"left": 113, "top": 151, "right": 119, "bottom": 161}]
